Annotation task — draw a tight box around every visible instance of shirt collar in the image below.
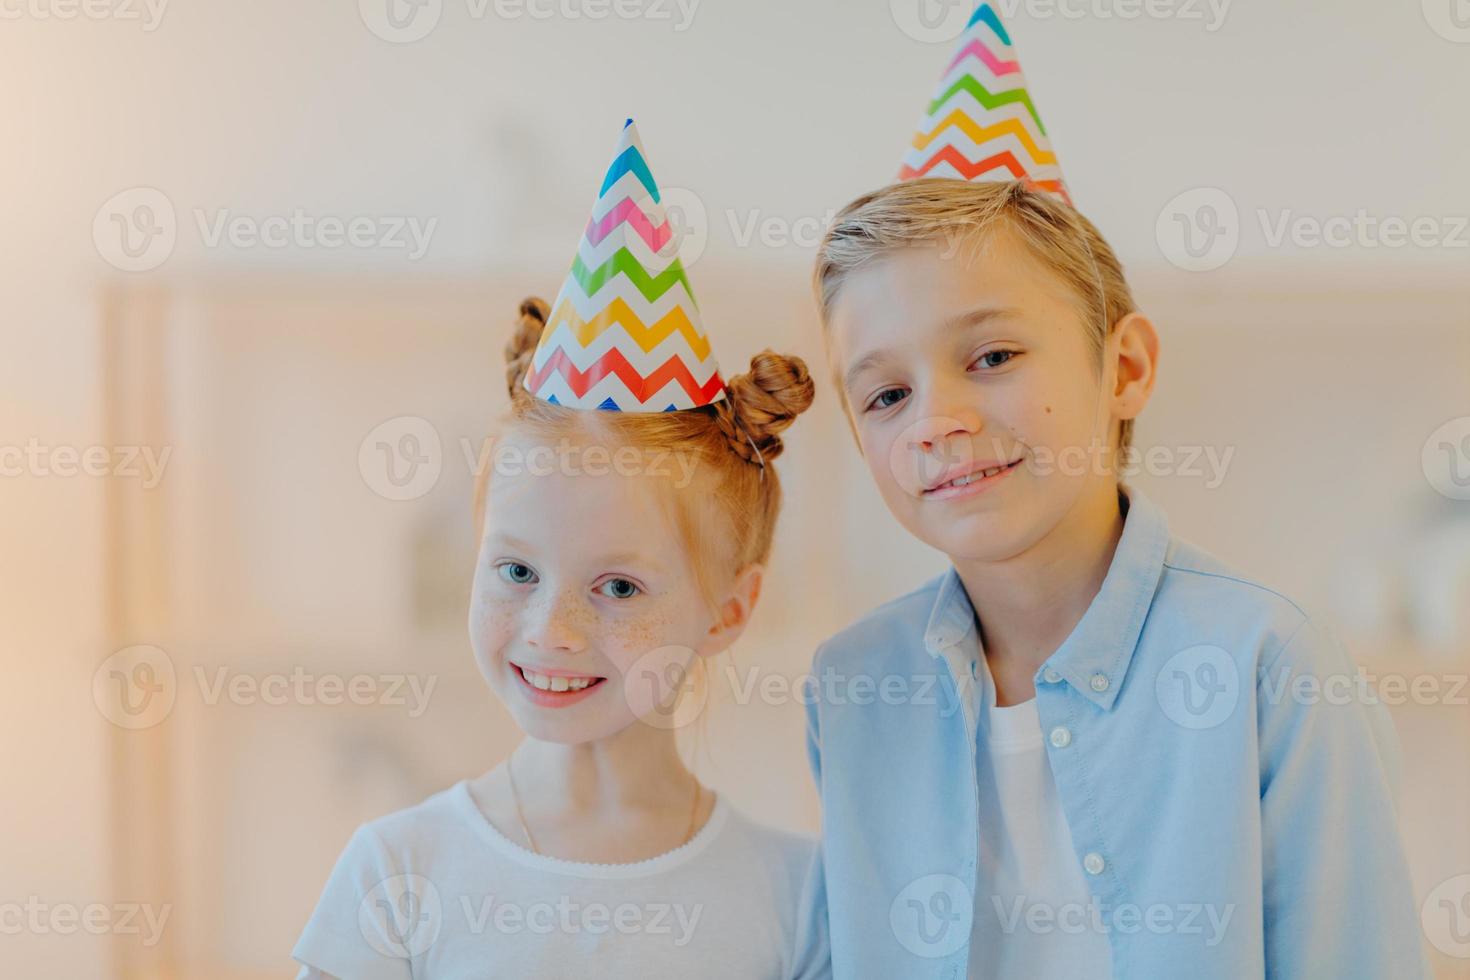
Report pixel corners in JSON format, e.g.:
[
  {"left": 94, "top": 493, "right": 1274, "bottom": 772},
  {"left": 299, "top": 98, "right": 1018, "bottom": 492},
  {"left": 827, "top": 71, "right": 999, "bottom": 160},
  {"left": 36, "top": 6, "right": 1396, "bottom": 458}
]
[{"left": 922, "top": 482, "right": 1171, "bottom": 711}]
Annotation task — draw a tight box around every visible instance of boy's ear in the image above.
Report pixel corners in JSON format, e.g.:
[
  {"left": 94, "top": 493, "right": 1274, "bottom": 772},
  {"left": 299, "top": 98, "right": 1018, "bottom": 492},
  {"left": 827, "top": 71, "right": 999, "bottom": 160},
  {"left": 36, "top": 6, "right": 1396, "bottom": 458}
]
[
  {"left": 696, "top": 563, "right": 764, "bottom": 658},
  {"left": 1109, "top": 312, "right": 1160, "bottom": 425}
]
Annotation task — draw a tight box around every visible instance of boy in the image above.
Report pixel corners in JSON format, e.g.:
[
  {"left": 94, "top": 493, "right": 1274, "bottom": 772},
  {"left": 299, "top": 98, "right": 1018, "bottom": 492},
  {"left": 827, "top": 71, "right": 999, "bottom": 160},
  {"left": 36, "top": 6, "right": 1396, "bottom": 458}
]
[{"left": 797, "top": 5, "right": 1428, "bottom": 979}]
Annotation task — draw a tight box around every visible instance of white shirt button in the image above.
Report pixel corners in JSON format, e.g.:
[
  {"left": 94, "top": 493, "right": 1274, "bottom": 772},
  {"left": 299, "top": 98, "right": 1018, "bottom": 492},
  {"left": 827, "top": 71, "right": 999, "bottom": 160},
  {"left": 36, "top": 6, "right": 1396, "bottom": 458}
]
[
  {"left": 1048, "top": 726, "right": 1072, "bottom": 749},
  {"left": 1042, "top": 667, "right": 1063, "bottom": 684},
  {"left": 1090, "top": 673, "right": 1110, "bottom": 692},
  {"left": 1083, "top": 852, "right": 1106, "bottom": 876}
]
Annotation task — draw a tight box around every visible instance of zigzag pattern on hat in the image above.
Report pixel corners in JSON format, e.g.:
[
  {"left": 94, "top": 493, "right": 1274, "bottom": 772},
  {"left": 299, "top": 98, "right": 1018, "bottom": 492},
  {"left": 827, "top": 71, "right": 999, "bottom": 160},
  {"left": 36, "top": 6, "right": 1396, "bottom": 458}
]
[
  {"left": 898, "top": 2, "right": 1070, "bottom": 205},
  {"left": 524, "top": 119, "right": 725, "bottom": 412}
]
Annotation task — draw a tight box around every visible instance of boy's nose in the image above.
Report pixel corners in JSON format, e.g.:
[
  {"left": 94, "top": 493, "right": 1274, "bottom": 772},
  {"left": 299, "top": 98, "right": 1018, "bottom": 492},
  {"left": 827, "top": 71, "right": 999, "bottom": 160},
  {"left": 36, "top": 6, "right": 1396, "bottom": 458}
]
[{"left": 910, "top": 375, "right": 985, "bottom": 449}]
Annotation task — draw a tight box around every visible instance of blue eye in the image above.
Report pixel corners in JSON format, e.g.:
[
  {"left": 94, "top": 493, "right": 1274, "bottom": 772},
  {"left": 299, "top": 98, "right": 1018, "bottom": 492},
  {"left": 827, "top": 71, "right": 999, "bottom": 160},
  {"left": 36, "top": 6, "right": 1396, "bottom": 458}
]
[
  {"left": 974, "top": 350, "right": 1017, "bottom": 369},
  {"left": 596, "top": 578, "right": 641, "bottom": 600},
  {"left": 866, "top": 387, "right": 910, "bottom": 412},
  {"left": 497, "top": 562, "right": 537, "bottom": 585}
]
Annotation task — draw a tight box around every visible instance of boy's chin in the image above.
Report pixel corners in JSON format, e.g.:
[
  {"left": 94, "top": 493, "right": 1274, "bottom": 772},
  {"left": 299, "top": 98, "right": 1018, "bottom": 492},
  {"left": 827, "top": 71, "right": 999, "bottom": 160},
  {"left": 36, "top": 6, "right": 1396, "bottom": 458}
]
[{"left": 918, "top": 511, "right": 1038, "bottom": 565}]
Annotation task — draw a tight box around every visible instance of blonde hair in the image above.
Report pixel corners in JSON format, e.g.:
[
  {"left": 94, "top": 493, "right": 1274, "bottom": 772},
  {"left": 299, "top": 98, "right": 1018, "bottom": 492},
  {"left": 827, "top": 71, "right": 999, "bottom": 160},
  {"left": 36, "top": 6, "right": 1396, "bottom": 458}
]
[
  {"left": 477, "top": 297, "right": 815, "bottom": 611},
  {"left": 813, "top": 179, "right": 1138, "bottom": 451}
]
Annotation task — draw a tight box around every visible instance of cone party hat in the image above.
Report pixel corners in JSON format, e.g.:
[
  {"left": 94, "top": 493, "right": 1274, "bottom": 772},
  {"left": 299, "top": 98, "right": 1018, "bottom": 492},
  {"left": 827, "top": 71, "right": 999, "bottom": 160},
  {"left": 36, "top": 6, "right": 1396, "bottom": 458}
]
[
  {"left": 523, "top": 119, "right": 726, "bottom": 412},
  {"left": 898, "top": 2, "right": 1070, "bottom": 204}
]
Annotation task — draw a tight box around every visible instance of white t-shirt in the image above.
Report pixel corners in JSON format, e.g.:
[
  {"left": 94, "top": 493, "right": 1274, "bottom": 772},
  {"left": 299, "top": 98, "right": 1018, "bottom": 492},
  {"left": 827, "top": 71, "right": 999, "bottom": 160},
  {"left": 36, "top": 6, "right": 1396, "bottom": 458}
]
[
  {"left": 969, "top": 657, "right": 1112, "bottom": 979},
  {"left": 293, "top": 780, "right": 814, "bottom": 980}
]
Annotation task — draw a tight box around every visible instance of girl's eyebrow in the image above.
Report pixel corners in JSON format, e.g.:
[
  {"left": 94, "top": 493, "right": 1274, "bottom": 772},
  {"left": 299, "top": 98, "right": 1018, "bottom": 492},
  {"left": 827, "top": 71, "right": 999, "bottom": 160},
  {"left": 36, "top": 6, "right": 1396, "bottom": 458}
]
[{"left": 596, "top": 552, "right": 666, "bottom": 574}]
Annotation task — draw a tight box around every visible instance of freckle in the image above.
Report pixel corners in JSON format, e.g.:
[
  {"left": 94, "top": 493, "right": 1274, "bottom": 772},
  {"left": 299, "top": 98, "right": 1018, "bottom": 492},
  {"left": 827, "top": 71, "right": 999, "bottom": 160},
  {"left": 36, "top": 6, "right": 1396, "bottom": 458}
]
[{"left": 1045, "top": 406, "right": 1052, "bottom": 414}]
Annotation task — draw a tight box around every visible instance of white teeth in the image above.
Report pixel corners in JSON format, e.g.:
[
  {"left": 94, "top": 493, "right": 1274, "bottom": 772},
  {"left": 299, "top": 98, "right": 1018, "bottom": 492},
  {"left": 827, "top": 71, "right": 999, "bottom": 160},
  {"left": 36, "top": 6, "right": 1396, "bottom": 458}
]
[
  {"left": 944, "top": 461, "right": 1011, "bottom": 489},
  {"left": 520, "top": 668, "right": 597, "bottom": 693}
]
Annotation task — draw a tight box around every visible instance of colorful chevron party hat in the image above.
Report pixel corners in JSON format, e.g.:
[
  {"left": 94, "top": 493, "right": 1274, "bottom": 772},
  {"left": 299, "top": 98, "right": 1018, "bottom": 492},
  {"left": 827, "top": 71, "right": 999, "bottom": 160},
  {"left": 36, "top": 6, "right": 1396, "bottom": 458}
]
[
  {"left": 523, "top": 119, "right": 726, "bottom": 412},
  {"left": 898, "top": 2, "right": 1069, "bottom": 204}
]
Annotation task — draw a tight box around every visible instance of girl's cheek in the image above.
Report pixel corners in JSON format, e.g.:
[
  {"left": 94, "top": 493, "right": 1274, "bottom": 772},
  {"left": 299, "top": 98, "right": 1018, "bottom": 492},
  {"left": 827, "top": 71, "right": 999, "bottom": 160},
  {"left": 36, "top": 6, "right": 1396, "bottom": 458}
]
[
  {"left": 470, "top": 593, "right": 520, "bottom": 655},
  {"left": 603, "top": 604, "right": 680, "bottom": 669}
]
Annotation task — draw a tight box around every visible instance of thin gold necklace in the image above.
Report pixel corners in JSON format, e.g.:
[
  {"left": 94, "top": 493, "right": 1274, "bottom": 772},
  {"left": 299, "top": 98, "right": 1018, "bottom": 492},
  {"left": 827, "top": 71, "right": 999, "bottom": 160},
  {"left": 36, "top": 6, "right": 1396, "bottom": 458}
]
[{"left": 506, "top": 753, "right": 702, "bottom": 857}]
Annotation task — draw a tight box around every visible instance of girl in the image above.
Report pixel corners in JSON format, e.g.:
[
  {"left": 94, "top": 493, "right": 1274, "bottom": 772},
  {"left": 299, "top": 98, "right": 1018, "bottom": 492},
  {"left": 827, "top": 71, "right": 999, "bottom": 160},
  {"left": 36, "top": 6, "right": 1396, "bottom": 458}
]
[{"left": 294, "top": 120, "right": 820, "bottom": 979}]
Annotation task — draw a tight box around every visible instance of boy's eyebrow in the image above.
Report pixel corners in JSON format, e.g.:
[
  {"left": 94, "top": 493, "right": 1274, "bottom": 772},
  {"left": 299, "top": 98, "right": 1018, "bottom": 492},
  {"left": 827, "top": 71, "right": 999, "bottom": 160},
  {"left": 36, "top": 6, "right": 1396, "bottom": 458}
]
[
  {"left": 843, "top": 350, "right": 894, "bottom": 393},
  {"left": 943, "top": 305, "right": 1018, "bottom": 331},
  {"left": 843, "top": 306, "right": 1021, "bottom": 393}
]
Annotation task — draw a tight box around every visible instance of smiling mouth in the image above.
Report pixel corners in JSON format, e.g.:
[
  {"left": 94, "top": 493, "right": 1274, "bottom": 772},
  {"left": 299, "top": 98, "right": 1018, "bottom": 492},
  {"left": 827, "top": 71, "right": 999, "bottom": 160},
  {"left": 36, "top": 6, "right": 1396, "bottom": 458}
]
[
  {"left": 926, "top": 458, "right": 1023, "bottom": 494},
  {"left": 512, "top": 664, "right": 607, "bottom": 694}
]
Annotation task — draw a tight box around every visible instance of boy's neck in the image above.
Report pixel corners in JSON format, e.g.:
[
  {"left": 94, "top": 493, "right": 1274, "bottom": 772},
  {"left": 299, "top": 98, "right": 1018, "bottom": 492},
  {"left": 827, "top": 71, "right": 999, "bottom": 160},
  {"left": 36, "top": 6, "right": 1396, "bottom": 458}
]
[{"left": 951, "top": 480, "right": 1126, "bottom": 707}]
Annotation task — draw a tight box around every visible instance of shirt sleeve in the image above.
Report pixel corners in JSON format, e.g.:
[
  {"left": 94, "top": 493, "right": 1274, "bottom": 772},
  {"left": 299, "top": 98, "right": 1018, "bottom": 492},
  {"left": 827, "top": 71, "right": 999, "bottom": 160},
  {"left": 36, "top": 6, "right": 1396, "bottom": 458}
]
[
  {"left": 292, "top": 824, "right": 419, "bottom": 980},
  {"left": 1256, "top": 616, "right": 1430, "bottom": 978},
  {"left": 788, "top": 650, "right": 833, "bottom": 980}
]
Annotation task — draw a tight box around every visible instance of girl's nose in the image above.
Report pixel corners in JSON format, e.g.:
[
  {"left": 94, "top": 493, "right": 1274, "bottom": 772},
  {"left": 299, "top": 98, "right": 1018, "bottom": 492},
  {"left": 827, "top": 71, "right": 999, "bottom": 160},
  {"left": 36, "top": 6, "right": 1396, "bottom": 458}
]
[{"left": 524, "top": 588, "right": 588, "bottom": 654}]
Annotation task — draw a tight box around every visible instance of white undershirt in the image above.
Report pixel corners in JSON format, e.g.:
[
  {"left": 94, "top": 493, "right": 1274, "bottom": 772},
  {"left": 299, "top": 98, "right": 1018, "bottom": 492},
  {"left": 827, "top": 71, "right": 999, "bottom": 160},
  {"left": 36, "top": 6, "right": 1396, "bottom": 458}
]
[{"left": 969, "top": 657, "right": 1112, "bottom": 980}]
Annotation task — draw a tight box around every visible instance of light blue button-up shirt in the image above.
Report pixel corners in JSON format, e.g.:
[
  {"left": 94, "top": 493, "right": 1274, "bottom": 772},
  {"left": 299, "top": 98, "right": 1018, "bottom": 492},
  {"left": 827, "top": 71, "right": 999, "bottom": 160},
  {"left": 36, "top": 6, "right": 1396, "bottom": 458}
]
[{"left": 795, "top": 484, "right": 1428, "bottom": 979}]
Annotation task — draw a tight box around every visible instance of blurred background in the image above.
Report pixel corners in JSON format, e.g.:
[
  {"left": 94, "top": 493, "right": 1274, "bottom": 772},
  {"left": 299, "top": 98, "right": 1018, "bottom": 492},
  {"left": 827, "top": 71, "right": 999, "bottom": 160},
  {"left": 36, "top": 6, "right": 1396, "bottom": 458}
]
[{"left": 2, "top": 0, "right": 1468, "bottom": 976}]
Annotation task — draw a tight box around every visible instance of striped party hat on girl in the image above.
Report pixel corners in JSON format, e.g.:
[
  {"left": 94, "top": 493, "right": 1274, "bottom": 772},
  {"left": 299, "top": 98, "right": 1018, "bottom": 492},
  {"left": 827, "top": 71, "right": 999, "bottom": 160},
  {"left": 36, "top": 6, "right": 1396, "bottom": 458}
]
[
  {"left": 523, "top": 119, "right": 726, "bottom": 412},
  {"left": 898, "top": 2, "right": 1070, "bottom": 204}
]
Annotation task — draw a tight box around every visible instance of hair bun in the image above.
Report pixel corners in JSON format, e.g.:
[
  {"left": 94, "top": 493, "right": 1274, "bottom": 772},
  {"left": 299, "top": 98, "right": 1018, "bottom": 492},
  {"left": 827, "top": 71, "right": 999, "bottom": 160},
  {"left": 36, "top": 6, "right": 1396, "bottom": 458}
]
[
  {"left": 721, "top": 350, "right": 815, "bottom": 464},
  {"left": 504, "top": 297, "right": 550, "bottom": 398}
]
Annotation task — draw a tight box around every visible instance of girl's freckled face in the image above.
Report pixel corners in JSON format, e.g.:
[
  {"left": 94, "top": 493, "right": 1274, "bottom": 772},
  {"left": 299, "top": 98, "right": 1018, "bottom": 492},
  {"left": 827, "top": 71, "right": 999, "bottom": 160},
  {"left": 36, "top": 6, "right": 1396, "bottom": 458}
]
[{"left": 468, "top": 431, "right": 721, "bottom": 745}]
